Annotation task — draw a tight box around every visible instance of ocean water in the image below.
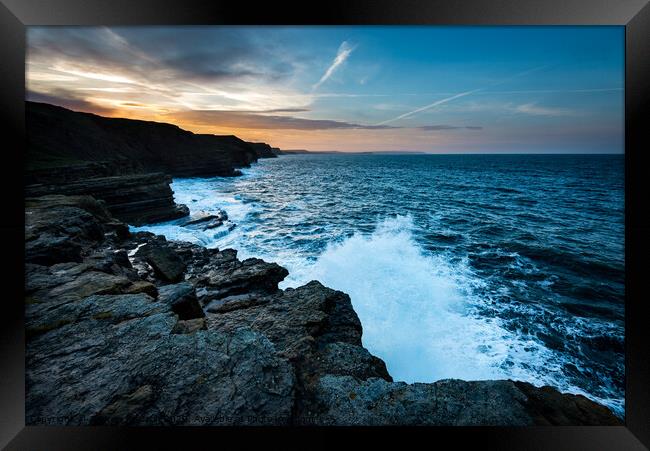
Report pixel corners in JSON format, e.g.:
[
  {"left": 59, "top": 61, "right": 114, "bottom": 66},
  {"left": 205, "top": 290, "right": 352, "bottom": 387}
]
[{"left": 132, "top": 154, "right": 625, "bottom": 416}]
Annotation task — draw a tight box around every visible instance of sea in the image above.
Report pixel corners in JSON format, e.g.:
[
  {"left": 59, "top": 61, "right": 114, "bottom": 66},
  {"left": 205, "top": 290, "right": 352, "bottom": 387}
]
[{"left": 132, "top": 153, "right": 625, "bottom": 417}]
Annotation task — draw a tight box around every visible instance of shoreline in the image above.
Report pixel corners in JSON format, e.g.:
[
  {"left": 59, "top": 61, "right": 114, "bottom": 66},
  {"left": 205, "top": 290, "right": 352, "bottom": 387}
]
[{"left": 24, "top": 193, "right": 622, "bottom": 425}]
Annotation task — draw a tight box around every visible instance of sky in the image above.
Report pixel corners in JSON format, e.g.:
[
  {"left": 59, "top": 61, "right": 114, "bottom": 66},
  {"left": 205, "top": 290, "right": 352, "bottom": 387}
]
[{"left": 26, "top": 26, "right": 624, "bottom": 153}]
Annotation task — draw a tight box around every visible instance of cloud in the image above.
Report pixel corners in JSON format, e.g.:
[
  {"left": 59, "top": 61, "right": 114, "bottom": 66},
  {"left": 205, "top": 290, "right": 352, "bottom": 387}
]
[
  {"left": 27, "top": 27, "right": 300, "bottom": 87},
  {"left": 27, "top": 86, "right": 483, "bottom": 134},
  {"left": 171, "top": 109, "right": 483, "bottom": 132},
  {"left": 27, "top": 89, "right": 116, "bottom": 115},
  {"left": 254, "top": 108, "right": 311, "bottom": 113},
  {"left": 170, "top": 110, "right": 398, "bottom": 131},
  {"left": 418, "top": 125, "right": 483, "bottom": 131},
  {"left": 26, "top": 27, "right": 320, "bottom": 114},
  {"left": 515, "top": 103, "right": 576, "bottom": 117},
  {"left": 313, "top": 41, "right": 355, "bottom": 90}
]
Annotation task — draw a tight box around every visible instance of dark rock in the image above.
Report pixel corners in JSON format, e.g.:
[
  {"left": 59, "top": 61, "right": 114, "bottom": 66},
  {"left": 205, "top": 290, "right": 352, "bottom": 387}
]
[
  {"left": 26, "top": 173, "right": 189, "bottom": 226},
  {"left": 25, "top": 234, "right": 84, "bottom": 266},
  {"left": 158, "top": 282, "right": 205, "bottom": 320},
  {"left": 26, "top": 294, "right": 295, "bottom": 425},
  {"left": 46, "top": 271, "right": 132, "bottom": 301},
  {"left": 25, "top": 195, "right": 109, "bottom": 265},
  {"left": 104, "top": 221, "right": 131, "bottom": 240},
  {"left": 199, "top": 257, "right": 288, "bottom": 297},
  {"left": 123, "top": 280, "right": 159, "bottom": 298},
  {"left": 247, "top": 142, "right": 278, "bottom": 159},
  {"left": 27, "top": 101, "right": 258, "bottom": 179},
  {"left": 182, "top": 210, "right": 228, "bottom": 226},
  {"left": 205, "top": 293, "right": 268, "bottom": 313},
  {"left": 513, "top": 381, "right": 621, "bottom": 425},
  {"left": 205, "top": 281, "right": 376, "bottom": 385},
  {"left": 315, "top": 342, "right": 392, "bottom": 382},
  {"left": 135, "top": 243, "right": 186, "bottom": 282},
  {"left": 172, "top": 317, "right": 207, "bottom": 334},
  {"left": 83, "top": 248, "right": 133, "bottom": 275},
  {"left": 178, "top": 211, "right": 229, "bottom": 230},
  {"left": 305, "top": 377, "right": 530, "bottom": 426},
  {"left": 303, "top": 376, "right": 622, "bottom": 426}
]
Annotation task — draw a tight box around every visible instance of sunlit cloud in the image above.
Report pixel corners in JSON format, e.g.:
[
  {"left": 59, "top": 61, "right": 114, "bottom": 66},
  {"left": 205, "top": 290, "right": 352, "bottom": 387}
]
[
  {"left": 515, "top": 103, "right": 576, "bottom": 117},
  {"left": 50, "top": 64, "right": 135, "bottom": 84},
  {"left": 313, "top": 41, "right": 355, "bottom": 90}
]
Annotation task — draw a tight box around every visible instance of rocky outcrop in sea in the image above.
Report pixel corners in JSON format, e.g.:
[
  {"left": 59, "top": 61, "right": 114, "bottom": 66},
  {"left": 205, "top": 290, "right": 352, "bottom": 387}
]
[{"left": 24, "top": 194, "right": 622, "bottom": 426}]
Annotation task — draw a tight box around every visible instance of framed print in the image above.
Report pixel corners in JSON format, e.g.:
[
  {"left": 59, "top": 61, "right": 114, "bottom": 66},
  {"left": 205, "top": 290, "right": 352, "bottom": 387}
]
[{"left": 1, "top": 0, "right": 648, "bottom": 449}]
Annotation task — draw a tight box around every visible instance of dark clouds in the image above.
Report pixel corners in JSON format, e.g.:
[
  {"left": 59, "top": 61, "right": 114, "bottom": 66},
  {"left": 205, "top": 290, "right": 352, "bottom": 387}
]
[
  {"left": 170, "top": 110, "right": 483, "bottom": 131},
  {"left": 27, "top": 89, "right": 116, "bottom": 115},
  {"left": 170, "top": 110, "right": 399, "bottom": 130},
  {"left": 28, "top": 27, "right": 299, "bottom": 84}
]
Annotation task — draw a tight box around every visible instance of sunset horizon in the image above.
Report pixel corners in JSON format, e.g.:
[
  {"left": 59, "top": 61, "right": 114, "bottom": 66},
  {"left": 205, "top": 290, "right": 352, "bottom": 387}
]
[{"left": 27, "top": 26, "right": 624, "bottom": 153}]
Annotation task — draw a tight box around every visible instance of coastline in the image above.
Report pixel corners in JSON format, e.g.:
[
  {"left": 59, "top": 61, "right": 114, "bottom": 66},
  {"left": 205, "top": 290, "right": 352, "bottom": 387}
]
[
  {"left": 24, "top": 194, "right": 621, "bottom": 425},
  {"left": 24, "top": 102, "right": 622, "bottom": 425}
]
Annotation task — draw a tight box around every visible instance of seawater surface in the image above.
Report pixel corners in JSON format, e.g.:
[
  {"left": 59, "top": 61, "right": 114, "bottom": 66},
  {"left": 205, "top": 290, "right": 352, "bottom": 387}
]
[{"left": 133, "top": 154, "right": 625, "bottom": 416}]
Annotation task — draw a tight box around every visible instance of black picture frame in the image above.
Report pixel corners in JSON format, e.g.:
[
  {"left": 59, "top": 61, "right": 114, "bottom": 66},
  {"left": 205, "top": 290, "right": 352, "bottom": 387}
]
[{"left": 1, "top": 0, "right": 648, "bottom": 449}]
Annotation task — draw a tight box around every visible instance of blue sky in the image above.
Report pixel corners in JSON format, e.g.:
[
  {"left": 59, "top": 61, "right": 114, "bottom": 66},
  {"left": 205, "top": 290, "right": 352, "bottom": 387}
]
[{"left": 27, "top": 26, "right": 624, "bottom": 152}]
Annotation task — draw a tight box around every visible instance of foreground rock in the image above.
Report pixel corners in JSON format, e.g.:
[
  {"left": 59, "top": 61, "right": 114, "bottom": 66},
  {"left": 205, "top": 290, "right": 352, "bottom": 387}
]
[
  {"left": 308, "top": 377, "right": 621, "bottom": 426},
  {"left": 24, "top": 195, "right": 622, "bottom": 426}
]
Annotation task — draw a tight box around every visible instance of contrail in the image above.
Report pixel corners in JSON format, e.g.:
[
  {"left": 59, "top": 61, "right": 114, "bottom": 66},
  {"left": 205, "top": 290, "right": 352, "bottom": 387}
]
[
  {"left": 313, "top": 41, "right": 355, "bottom": 90},
  {"left": 374, "top": 89, "right": 481, "bottom": 125},
  {"left": 375, "top": 65, "right": 549, "bottom": 126}
]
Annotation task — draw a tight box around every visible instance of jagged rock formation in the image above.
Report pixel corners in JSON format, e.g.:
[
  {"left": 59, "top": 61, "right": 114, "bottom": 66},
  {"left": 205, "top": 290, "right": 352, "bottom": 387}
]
[{"left": 24, "top": 195, "right": 623, "bottom": 426}]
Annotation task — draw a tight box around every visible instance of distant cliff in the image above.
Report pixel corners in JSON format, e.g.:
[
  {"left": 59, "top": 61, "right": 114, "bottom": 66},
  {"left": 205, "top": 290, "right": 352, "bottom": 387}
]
[
  {"left": 25, "top": 102, "right": 282, "bottom": 224},
  {"left": 247, "top": 142, "right": 279, "bottom": 158}
]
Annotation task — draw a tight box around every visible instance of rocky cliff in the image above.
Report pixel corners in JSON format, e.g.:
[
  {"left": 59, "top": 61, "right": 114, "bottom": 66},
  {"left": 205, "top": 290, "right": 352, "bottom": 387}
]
[
  {"left": 27, "top": 101, "right": 260, "bottom": 176},
  {"left": 24, "top": 195, "right": 622, "bottom": 426},
  {"left": 25, "top": 172, "right": 188, "bottom": 226},
  {"left": 25, "top": 102, "right": 284, "bottom": 224},
  {"left": 247, "top": 142, "right": 279, "bottom": 158}
]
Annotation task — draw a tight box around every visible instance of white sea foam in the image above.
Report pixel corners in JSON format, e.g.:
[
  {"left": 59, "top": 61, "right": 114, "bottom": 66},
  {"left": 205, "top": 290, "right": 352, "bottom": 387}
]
[
  {"left": 280, "top": 215, "right": 517, "bottom": 381},
  {"left": 130, "top": 176, "right": 258, "bottom": 249}
]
